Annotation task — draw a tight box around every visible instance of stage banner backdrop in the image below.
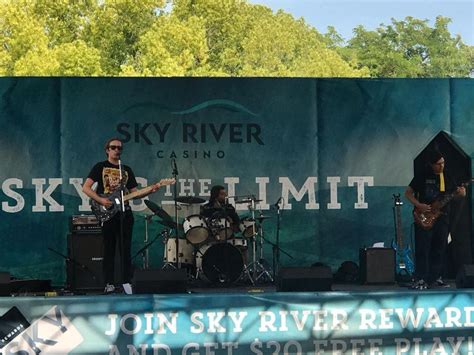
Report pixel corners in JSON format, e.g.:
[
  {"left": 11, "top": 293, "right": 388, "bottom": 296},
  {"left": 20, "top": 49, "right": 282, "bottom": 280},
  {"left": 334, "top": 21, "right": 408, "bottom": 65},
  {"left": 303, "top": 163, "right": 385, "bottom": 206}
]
[
  {"left": 0, "top": 78, "right": 473, "bottom": 283},
  {"left": 1, "top": 291, "right": 474, "bottom": 354}
]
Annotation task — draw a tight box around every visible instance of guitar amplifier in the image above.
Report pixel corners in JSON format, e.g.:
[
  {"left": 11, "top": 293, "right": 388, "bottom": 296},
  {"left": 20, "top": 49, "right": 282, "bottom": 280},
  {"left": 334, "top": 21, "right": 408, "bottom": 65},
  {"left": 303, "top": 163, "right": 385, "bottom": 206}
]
[
  {"left": 359, "top": 248, "right": 395, "bottom": 284},
  {"left": 70, "top": 214, "right": 101, "bottom": 234},
  {"left": 67, "top": 233, "right": 104, "bottom": 290}
]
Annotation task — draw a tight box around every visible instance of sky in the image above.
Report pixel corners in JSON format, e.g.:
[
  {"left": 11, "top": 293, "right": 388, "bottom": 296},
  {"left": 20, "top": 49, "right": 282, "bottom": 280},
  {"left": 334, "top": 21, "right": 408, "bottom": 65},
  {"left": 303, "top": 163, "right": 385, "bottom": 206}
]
[{"left": 248, "top": 0, "right": 474, "bottom": 45}]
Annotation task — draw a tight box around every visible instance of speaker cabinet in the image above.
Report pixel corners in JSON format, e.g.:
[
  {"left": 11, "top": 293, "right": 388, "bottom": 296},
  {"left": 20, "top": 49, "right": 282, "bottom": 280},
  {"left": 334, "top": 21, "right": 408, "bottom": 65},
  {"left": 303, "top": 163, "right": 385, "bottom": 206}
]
[
  {"left": 359, "top": 248, "right": 395, "bottom": 284},
  {"left": 133, "top": 269, "right": 188, "bottom": 294},
  {"left": 67, "top": 233, "right": 104, "bottom": 291},
  {"left": 277, "top": 266, "right": 333, "bottom": 292},
  {"left": 456, "top": 264, "right": 474, "bottom": 288}
]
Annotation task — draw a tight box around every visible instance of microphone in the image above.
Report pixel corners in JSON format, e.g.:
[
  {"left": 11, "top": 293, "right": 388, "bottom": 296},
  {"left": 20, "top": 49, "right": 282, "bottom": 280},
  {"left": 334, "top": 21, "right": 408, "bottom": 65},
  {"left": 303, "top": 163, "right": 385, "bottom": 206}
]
[{"left": 274, "top": 197, "right": 283, "bottom": 209}]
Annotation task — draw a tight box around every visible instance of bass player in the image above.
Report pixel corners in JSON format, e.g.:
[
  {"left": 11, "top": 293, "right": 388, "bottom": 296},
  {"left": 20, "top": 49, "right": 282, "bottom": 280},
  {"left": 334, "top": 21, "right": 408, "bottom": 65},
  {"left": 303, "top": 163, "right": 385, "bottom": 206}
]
[{"left": 405, "top": 150, "right": 466, "bottom": 290}]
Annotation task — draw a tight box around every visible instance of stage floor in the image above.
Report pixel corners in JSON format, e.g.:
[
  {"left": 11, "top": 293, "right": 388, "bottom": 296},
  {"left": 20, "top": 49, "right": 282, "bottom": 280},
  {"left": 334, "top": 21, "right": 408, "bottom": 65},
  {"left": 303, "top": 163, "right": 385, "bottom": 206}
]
[
  {"left": 0, "top": 278, "right": 459, "bottom": 297},
  {"left": 188, "top": 279, "right": 458, "bottom": 294}
]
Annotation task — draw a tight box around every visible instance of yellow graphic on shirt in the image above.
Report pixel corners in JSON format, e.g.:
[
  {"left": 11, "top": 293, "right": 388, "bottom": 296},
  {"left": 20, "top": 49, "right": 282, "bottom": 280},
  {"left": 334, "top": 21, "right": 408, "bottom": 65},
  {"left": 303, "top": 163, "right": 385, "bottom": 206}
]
[{"left": 102, "top": 167, "right": 129, "bottom": 194}]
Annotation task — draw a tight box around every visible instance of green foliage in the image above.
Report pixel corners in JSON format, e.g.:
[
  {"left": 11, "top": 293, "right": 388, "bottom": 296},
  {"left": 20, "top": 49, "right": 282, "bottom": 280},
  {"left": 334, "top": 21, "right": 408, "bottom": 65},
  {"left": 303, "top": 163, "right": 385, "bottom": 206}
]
[
  {"left": 0, "top": 0, "right": 471, "bottom": 77},
  {"left": 346, "top": 16, "right": 472, "bottom": 77},
  {"left": 121, "top": 15, "right": 210, "bottom": 76}
]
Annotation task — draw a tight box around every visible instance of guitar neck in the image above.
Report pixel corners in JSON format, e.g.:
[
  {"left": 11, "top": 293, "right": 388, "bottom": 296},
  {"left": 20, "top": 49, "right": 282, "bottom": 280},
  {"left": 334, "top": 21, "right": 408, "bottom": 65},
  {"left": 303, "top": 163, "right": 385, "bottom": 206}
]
[
  {"left": 123, "top": 184, "right": 155, "bottom": 202},
  {"left": 436, "top": 182, "right": 468, "bottom": 209},
  {"left": 394, "top": 205, "right": 404, "bottom": 248},
  {"left": 437, "top": 191, "right": 457, "bottom": 209}
]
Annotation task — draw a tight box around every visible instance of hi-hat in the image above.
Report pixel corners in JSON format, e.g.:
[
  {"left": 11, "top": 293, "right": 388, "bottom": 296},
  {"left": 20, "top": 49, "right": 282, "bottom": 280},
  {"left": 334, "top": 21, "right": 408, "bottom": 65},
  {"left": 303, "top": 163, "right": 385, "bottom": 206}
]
[
  {"left": 235, "top": 199, "right": 263, "bottom": 204},
  {"left": 175, "top": 196, "right": 206, "bottom": 204},
  {"left": 145, "top": 200, "right": 172, "bottom": 221}
]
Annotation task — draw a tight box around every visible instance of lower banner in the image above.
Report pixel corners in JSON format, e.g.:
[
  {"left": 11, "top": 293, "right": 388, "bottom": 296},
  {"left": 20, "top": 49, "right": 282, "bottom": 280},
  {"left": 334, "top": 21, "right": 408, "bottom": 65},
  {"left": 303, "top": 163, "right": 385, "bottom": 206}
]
[{"left": 1, "top": 290, "right": 474, "bottom": 354}]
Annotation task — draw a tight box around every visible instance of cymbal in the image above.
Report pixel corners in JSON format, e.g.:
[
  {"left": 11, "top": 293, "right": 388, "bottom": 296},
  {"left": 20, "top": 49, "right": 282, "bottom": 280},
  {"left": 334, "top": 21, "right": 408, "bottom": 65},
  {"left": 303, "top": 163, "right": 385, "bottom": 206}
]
[
  {"left": 243, "top": 216, "right": 272, "bottom": 222},
  {"left": 235, "top": 199, "right": 263, "bottom": 204},
  {"left": 145, "top": 200, "right": 172, "bottom": 221},
  {"left": 157, "top": 219, "right": 183, "bottom": 230},
  {"left": 255, "top": 215, "right": 272, "bottom": 221},
  {"left": 175, "top": 196, "right": 206, "bottom": 204}
]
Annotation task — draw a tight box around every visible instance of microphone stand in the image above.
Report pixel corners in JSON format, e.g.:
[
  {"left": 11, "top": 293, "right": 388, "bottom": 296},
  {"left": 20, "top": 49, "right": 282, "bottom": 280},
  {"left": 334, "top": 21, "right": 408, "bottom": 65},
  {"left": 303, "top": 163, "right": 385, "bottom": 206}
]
[
  {"left": 274, "top": 198, "right": 282, "bottom": 279},
  {"left": 118, "top": 159, "right": 126, "bottom": 284},
  {"left": 172, "top": 159, "right": 180, "bottom": 269}
]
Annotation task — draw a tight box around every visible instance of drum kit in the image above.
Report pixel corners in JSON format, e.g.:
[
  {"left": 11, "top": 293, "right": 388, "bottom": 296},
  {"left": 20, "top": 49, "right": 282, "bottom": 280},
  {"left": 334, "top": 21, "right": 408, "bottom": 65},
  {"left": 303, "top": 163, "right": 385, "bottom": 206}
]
[{"left": 140, "top": 195, "right": 277, "bottom": 285}]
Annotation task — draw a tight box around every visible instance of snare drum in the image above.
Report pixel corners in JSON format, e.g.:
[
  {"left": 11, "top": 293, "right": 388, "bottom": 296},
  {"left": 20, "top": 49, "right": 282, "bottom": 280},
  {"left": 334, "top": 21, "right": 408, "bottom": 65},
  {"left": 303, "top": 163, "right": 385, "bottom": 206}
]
[
  {"left": 183, "top": 215, "right": 210, "bottom": 244},
  {"left": 227, "top": 237, "right": 248, "bottom": 249},
  {"left": 164, "top": 238, "right": 194, "bottom": 265},
  {"left": 196, "top": 242, "right": 243, "bottom": 284},
  {"left": 239, "top": 217, "right": 257, "bottom": 238},
  {"left": 209, "top": 216, "right": 234, "bottom": 241}
]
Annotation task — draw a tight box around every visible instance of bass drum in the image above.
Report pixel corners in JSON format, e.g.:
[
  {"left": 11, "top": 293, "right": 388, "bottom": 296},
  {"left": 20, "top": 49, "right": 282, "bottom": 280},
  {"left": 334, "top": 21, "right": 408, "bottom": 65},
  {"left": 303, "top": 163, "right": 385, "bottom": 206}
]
[
  {"left": 196, "top": 242, "right": 243, "bottom": 284},
  {"left": 164, "top": 238, "right": 194, "bottom": 266},
  {"left": 183, "top": 215, "right": 210, "bottom": 245}
]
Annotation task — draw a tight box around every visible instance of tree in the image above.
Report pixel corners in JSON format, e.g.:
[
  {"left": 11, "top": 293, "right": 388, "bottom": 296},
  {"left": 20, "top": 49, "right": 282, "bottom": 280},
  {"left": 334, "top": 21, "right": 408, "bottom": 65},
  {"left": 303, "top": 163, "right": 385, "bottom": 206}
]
[
  {"left": 121, "top": 15, "right": 210, "bottom": 76},
  {"left": 0, "top": 0, "right": 105, "bottom": 75},
  {"left": 171, "top": 0, "right": 367, "bottom": 77},
  {"left": 0, "top": 0, "right": 470, "bottom": 77},
  {"left": 347, "top": 16, "right": 472, "bottom": 77},
  {"left": 86, "top": 0, "right": 166, "bottom": 74}
]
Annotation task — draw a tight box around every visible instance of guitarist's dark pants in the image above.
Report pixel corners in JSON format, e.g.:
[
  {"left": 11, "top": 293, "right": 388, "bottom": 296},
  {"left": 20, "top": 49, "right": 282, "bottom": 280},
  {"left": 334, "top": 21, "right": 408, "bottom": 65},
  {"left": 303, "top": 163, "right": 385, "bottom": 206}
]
[
  {"left": 414, "top": 216, "right": 449, "bottom": 283},
  {"left": 101, "top": 210, "right": 134, "bottom": 284}
]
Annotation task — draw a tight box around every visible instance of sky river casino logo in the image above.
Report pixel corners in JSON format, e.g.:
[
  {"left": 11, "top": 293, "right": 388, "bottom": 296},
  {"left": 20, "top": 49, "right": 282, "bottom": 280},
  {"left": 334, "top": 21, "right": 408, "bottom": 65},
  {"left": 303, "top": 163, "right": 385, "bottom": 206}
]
[
  {"left": 0, "top": 306, "right": 83, "bottom": 354},
  {"left": 115, "top": 99, "right": 264, "bottom": 160}
]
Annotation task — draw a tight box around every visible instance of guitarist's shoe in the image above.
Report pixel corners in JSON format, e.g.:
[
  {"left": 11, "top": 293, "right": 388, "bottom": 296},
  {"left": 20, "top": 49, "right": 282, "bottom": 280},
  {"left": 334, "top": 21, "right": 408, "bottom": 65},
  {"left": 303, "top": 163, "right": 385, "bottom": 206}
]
[
  {"left": 432, "top": 277, "right": 450, "bottom": 288},
  {"left": 411, "top": 279, "right": 429, "bottom": 290},
  {"left": 104, "top": 283, "right": 116, "bottom": 294}
]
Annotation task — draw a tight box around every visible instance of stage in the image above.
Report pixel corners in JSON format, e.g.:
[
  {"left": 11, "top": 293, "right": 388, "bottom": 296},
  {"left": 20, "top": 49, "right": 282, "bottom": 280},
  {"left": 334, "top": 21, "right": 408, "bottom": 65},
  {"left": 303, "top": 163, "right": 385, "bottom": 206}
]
[
  {"left": 1, "top": 78, "right": 474, "bottom": 354},
  {"left": 1, "top": 281, "right": 474, "bottom": 354}
]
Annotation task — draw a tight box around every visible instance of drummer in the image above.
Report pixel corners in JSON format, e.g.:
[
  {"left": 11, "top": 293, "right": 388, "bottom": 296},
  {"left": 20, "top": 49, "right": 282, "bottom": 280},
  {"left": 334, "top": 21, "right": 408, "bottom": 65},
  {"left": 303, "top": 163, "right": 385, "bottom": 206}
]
[{"left": 201, "top": 185, "right": 240, "bottom": 230}]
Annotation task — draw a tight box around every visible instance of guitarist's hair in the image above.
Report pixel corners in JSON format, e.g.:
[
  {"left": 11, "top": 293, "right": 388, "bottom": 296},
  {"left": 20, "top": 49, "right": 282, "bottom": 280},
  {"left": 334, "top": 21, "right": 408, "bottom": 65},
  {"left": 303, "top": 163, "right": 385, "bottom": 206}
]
[
  {"left": 104, "top": 137, "right": 123, "bottom": 155},
  {"left": 426, "top": 149, "right": 443, "bottom": 165}
]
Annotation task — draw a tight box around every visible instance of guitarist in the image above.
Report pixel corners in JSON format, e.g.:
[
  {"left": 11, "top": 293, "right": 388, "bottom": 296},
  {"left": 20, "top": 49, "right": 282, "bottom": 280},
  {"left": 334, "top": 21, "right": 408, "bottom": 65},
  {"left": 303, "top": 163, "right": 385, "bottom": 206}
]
[
  {"left": 405, "top": 150, "right": 466, "bottom": 290},
  {"left": 83, "top": 138, "right": 160, "bottom": 293}
]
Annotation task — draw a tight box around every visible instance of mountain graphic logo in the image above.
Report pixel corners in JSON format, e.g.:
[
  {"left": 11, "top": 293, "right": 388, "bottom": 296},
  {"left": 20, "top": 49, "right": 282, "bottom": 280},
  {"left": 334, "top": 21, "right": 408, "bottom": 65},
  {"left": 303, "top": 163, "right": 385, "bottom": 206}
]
[{"left": 120, "top": 99, "right": 259, "bottom": 117}]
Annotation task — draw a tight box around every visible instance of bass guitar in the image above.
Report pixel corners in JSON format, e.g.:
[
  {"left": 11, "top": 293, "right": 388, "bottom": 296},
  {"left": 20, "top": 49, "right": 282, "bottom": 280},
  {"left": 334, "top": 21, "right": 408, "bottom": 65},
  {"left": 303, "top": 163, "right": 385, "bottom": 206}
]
[
  {"left": 91, "top": 178, "right": 176, "bottom": 223},
  {"left": 413, "top": 182, "right": 469, "bottom": 230},
  {"left": 391, "top": 194, "right": 415, "bottom": 276}
]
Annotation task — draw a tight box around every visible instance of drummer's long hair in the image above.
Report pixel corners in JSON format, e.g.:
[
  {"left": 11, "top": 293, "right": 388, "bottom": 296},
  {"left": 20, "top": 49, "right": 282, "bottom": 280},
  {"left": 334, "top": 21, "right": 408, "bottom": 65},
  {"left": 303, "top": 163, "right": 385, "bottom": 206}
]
[{"left": 210, "top": 185, "right": 225, "bottom": 203}]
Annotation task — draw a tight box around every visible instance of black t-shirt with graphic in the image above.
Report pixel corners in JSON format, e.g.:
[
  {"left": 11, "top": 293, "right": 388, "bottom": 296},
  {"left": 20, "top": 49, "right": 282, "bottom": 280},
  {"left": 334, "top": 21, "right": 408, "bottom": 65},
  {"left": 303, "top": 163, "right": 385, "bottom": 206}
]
[
  {"left": 409, "top": 170, "right": 456, "bottom": 210},
  {"left": 87, "top": 160, "right": 138, "bottom": 195}
]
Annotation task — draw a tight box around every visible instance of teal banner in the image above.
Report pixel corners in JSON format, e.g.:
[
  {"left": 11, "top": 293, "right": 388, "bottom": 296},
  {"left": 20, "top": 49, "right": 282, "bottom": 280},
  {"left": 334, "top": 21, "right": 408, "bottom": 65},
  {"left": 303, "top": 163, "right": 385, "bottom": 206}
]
[
  {"left": 1, "top": 290, "right": 474, "bottom": 354},
  {"left": 0, "top": 78, "right": 473, "bottom": 283}
]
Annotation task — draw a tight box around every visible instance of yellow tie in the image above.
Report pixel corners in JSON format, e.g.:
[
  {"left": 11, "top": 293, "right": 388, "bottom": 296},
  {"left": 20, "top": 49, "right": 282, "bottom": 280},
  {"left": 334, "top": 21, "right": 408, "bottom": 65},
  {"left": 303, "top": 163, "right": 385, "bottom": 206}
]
[{"left": 439, "top": 173, "right": 445, "bottom": 192}]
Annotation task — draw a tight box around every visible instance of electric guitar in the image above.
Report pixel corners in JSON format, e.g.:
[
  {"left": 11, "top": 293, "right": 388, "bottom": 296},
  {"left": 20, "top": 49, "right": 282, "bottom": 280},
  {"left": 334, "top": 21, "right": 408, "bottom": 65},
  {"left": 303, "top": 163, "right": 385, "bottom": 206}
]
[
  {"left": 391, "top": 194, "right": 415, "bottom": 276},
  {"left": 91, "top": 178, "right": 176, "bottom": 223},
  {"left": 413, "top": 182, "right": 469, "bottom": 230}
]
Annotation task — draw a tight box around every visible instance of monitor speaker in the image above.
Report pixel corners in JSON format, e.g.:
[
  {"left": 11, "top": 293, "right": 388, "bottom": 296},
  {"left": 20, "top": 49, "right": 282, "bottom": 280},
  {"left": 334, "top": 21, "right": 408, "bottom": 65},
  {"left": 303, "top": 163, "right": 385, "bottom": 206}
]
[
  {"left": 0, "top": 272, "right": 10, "bottom": 296},
  {"left": 277, "top": 266, "right": 333, "bottom": 292},
  {"left": 133, "top": 269, "right": 188, "bottom": 294},
  {"left": 456, "top": 264, "right": 474, "bottom": 288}
]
